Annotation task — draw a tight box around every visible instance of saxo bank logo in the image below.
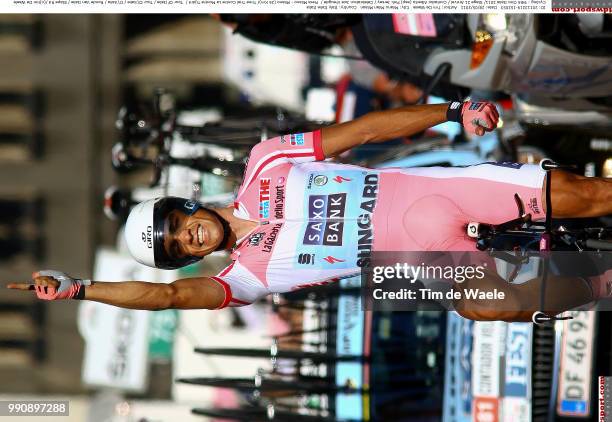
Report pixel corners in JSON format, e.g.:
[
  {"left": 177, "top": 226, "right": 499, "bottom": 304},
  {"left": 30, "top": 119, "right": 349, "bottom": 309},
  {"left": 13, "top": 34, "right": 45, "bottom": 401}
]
[{"left": 303, "top": 193, "right": 346, "bottom": 246}]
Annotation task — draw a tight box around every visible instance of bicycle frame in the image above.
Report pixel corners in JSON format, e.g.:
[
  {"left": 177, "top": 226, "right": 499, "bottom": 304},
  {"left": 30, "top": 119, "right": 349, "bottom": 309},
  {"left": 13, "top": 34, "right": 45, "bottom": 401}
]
[{"left": 467, "top": 160, "right": 611, "bottom": 324}]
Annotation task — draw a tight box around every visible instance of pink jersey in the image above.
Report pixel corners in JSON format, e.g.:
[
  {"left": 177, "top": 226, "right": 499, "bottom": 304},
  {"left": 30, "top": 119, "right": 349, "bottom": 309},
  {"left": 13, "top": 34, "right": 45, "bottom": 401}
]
[{"left": 210, "top": 130, "right": 546, "bottom": 308}]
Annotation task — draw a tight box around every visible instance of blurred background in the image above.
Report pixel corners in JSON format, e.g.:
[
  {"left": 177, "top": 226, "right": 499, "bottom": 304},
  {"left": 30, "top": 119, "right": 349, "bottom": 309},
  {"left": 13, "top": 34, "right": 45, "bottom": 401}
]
[{"left": 0, "top": 13, "right": 610, "bottom": 422}]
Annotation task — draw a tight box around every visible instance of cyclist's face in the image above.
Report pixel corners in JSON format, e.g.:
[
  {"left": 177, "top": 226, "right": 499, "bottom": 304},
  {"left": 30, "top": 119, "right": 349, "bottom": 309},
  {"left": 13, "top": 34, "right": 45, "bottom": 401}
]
[{"left": 163, "top": 208, "right": 224, "bottom": 260}]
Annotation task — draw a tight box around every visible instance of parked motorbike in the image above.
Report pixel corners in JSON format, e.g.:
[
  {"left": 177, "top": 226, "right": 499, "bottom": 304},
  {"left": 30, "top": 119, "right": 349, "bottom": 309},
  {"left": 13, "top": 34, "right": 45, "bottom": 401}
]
[{"left": 352, "top": 14, "right": 612, "bottom": 110}]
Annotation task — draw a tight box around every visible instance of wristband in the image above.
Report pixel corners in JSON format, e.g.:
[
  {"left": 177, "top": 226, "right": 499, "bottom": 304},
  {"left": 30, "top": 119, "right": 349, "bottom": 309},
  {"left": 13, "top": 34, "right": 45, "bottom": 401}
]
[
  {"left": 74, "top": 279, "right": 91, "bottom": 300},
  {"left": 446, "top": 101, "right": 463, "bottom": 123},
  {"left": 74, "top": 284, "right": 86, "bottom": 300}
]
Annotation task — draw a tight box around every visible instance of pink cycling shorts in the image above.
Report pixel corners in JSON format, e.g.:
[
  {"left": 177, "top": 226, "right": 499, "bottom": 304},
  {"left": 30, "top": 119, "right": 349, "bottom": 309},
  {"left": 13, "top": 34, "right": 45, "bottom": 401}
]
[{"left": 375, "top": 163, "right": 546, "bottom": 252}]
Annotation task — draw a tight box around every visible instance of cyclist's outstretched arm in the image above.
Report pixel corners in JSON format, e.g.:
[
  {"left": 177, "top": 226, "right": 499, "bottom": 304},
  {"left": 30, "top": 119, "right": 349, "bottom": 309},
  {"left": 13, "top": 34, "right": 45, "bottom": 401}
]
[
  {"left": 320, "top": 103, "right": 448, "bottom": 158},
  {"left": 83, "top": 278, "right": 226, "bottom": 310},
  {"left": 319, "top": 101, "right": 498, "bottom": 158},
  {"left": 7, "top": 274, "right": 225, "bottom": 310}
]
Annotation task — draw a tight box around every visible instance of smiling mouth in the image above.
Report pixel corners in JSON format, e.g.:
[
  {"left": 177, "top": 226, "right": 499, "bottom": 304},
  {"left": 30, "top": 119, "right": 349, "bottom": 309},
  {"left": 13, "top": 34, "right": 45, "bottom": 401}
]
[{"left": 197, "top": 224, "right": 205, "bottom": 246}]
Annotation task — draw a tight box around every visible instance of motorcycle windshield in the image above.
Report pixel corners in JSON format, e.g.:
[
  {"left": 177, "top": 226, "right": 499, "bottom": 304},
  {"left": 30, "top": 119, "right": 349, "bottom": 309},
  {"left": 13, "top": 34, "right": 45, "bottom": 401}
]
[{"left": 353, "top": 14, "right": 468, "bottom": 78}]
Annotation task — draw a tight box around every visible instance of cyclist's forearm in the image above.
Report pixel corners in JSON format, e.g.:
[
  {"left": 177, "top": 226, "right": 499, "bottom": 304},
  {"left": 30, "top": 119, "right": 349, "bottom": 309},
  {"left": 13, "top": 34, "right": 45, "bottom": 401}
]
[
  {"left": 321, "top": 103, "right": 447, "bottom": 157},
  {"left": 454, "top": 275, "right": 594, "bottom": 322},
  {"left": 362, "top": 103, "right": 448, "bottom": 143},
  {"left": 84, "top": 281, "right": 175, "bottom": 310}
]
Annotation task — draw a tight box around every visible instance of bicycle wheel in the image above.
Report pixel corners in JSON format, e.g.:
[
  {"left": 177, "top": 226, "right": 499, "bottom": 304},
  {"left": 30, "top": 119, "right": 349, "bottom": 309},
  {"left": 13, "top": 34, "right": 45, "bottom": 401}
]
[
  {"left": 192, "top": 406, "right": 341, "bottom": 422},
  {"left": 194, "top": 347, "right": 363, "bottom": 362},
  {"left": 192, "top": 406, "right": 267, "bottom": 421}
]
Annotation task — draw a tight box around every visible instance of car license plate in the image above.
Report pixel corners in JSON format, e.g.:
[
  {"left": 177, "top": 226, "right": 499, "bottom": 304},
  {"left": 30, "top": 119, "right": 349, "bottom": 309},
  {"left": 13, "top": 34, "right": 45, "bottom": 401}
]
[{"left": 557, "top": 311, "right": 597, "bottom": 417}]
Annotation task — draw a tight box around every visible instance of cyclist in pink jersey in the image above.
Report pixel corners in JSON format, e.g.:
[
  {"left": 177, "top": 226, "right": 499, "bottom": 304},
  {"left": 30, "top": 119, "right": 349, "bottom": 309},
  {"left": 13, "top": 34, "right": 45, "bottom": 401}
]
[{"left": 8, "top": 101, "right": 612, "bottom": 321}]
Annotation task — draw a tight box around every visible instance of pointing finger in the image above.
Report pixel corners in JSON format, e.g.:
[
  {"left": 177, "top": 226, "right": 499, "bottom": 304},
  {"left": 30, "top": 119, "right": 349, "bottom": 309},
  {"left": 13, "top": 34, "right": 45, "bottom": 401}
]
[{"left": 6, "top": 283, "right": 34, "bottom": 291}]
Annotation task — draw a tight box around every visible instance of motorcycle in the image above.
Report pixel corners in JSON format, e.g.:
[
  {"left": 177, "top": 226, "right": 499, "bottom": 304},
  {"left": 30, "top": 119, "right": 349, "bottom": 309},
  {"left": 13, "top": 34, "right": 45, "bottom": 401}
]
[{"left": 351, "top": 14, "right": 612, "bottom": 110}]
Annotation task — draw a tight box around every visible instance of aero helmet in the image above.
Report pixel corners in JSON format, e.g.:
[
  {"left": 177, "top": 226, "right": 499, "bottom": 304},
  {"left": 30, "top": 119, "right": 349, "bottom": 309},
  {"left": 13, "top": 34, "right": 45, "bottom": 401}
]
[{"left": 124, "top": 197, "right": 202, "bottom": 269}]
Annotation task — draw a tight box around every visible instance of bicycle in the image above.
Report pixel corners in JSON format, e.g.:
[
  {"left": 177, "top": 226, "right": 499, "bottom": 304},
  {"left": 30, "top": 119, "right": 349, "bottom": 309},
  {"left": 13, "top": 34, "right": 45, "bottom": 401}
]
[
  {"left": 465, "top": 159, "right": 611, "bottom": 324},
  {"left": 111, "top": 89, "right": 322, "bottom": 187}
]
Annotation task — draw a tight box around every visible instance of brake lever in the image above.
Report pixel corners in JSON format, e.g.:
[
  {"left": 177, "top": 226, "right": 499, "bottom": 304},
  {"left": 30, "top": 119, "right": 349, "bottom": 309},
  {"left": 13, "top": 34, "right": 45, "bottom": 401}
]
[{"left": 514, "top": 193, "right": 526, "bottom": 218}]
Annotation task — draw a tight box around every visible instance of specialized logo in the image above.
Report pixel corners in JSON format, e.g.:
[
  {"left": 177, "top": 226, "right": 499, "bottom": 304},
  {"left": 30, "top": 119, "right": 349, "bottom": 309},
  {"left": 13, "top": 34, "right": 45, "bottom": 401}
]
[
  {"left": 323, "top": 255, "right": 345, "bottom": 264},
  {"left": 249, "top": 232, "right": 264, "bottom": 247},
  {"left": 313, "top": 175, "right": 328, "bottom": 186},
  {"left": 290, "top": 133, "right": 305, "bottom": 146},
  {"left": 333, "top": 175, "right": 352, "bottom": 184},
  {"left": 292, "top": 279, "right": 336, "bottom": 290},
  {"left": 259, "top": 178, "right": 271, "bottom": 219},
  {"left": 297, "top": 253, "right": 315, "bottom": 265},
  {"left": 489, "top": 161, "right": 523, "bottom": 169},
  {"left": 141, "top": 226, "right": 153, "bottom": 249},
  {"left": 303, "top": 193, "right": 346, "bottom": 246}
]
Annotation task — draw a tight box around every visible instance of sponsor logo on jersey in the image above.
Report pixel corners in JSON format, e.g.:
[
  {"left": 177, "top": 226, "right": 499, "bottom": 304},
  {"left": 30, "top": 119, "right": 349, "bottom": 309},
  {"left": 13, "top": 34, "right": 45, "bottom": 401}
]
[
  {"left": 290, "top": 133, "right": 305, "bottom": 146},
  {"left": 248, "top": 232, "right": 264, "bottom": 247},
  {"left": 141, "top": 226, "right": 153, "bottom": 248},
  {"left": 259, "top": 178, "right": 271, "bottom": 219},
  {"left": 356, "top": 174, "right": 379, "bottom": 268},
  {"left": 274, "top": 177, "right": 285, "bottom": 219},
  {"left": 313, "top": 175, "right": 328, "bottom": 186},
  {"left": 528, "top": 197, "right": 540, "bottom": 214},
  {"left": 333, "top": 175, "right": 352, "bottom": 184},
  {"left": 292, "top": 279, "right": 335, "bottom": 290},
  {"left": 280, "top": 135, "right": 287, "bottom": 144},
  {"left": 323, "top": 255, "right": 345, "bottom": 264},
  {"left": 485, "top": 161, "right": 523, "bottom": 169},
  {"left": 262, "top": 223, "right": 282, "bottom": 253},
  {"left": 303, "top": 193, "right": 346, "bottom": 246},
  {"left": 297, "top": 253, "right": 315, "bottom": 265}
]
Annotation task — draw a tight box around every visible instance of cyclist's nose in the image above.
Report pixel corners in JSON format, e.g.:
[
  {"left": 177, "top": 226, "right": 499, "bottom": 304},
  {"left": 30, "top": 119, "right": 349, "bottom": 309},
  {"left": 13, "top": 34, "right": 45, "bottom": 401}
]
[{"left": 177, "top": 227, "right": 193, "bottom": 246}]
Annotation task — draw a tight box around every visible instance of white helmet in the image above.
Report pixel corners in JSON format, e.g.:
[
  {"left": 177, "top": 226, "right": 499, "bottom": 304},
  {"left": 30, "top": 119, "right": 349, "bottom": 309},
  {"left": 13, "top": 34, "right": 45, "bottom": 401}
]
[{"left": 124, "top": 197, "right": 202, "bottom": 269}]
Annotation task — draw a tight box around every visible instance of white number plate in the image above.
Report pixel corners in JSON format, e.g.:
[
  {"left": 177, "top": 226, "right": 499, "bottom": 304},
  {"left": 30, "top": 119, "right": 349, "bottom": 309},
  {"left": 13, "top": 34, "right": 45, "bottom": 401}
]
[{"left": 557, "top": 311, "right": 597, "bottom": 417}]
